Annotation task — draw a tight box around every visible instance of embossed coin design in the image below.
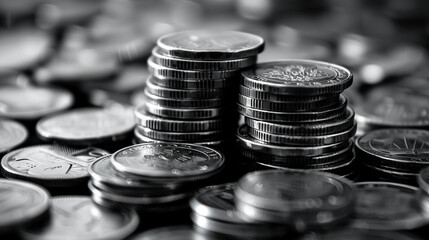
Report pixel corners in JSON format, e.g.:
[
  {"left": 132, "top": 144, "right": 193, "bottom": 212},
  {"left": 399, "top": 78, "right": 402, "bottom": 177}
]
[
  {"left": 0, "top": 179, "right": 50, "bottom": 232},
  {"left": 111, "top": 143, "right": 224, "bottom": 181},
  {"left": 0, "top": 85, "right": 74, "bottom": 120},
  {"left": 37, "top": 107, "right": 135, "bottom": 145},
  {"left": 1, "top": 145, "right": 109, "bottom": 187},
  {"left": 157, "top": 30, "right": 264, "bottom": 60},
  {"left": 0, "top": 119, "right": 28, "bottom": 155},
  {"left": 241, "top": 60, "right": 352, "bottom": 95},
  {"left": 20, "top": 196, "right": 139, "bottom": 240}
]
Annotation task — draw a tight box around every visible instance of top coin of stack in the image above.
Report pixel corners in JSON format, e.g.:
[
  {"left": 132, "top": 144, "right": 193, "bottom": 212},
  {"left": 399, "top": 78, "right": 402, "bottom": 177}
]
[
  {"left": 134, "top": 30, "right": 264, "bottom": 147},
  {"left": 236, "top": 60, "right": 357, "bottom": 179}
]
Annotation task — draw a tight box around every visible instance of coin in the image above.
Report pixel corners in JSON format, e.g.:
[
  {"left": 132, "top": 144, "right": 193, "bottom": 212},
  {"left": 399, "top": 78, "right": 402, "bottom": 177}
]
[
  {"left": 36, "top": 107, "right": 135, "bottom": 145},
  {"left": 300, "top": 228, "right": 420, "bottom": 240},
  {"left": 111, "top": 143, "right": 224, "bottom": 181},
  {"left": 418, "top": 166, "right": 429, "bottom": 194},
  {"left": 143, "top": 75, "right": 231, "bottom": 90},
  {"left": 241, "top": 60, "right": 352, "bottom": 95},
  {"left": 1, "top": 144, "right": 109, "bottom": 187},
  {"left": 151, "top": 46, "right": 257, "bottom": 70},
  {"left": 0, "top": 118, "right": 28, "bottom": 155},
  {"left": 144, "top": 102, "right": 224, "bottom": 119},
  {"left": 0, "top": 179, "right": 50, "bottom": 232},
  {"left": 133, "top": 132, "right": 224, "bottom": 149},
  {"left": 0, "top": 85, "right": 74, "bottom": 120},
  {"left": 20, "top": 196, "right": 139, "bottom": 240},
  {"left": 350, "top": 182, "right": 428, "bottom": 230},
  {"left": 156, "top": 30, "right": 264, "bottom": 60},
  {"left": 244, "top": 107, "right": 355, "bottom": 136},
  {"left": 143, "top": 89, "right": 223, "bottom": 108},
  {"left": 355, "top": 129, "right": 429, "bottom": 171},
  {"left": 135, "top": 126, "right": 223, "bottom": 143}
]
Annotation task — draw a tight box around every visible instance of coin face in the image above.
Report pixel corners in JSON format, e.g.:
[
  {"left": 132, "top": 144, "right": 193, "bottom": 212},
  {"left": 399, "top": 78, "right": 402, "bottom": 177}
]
[
  {"left": 241, "top": 60, "right": 352, "bottom": 95},
  {"left": 20, "top": 196, "right": 139, "bottom": 240},
  {"left": 36, "top": 107, "right": 135, "bottom": 145},
  {"left": 111, "top": 143, "right": 224, "bottom": 179},
  {"left": 356, "top": 129, "right": 429, "bottom": 167},
  {"left": 0, "top": 85, "right": 74, "bottom": 120},
  {"left": 0, "top": 179, "right": 50, "bottom": 231},
  {"left": 157, "top": 30, "right": 264, "bottom": 60},
  {"left": 0, "top": 119, "right": 28, "bottom": 154},
  {"left": 1, "top": 145, "right": 109, "bottom": 186},
  {"left": 351, "top": 182, "right": 427, "bottom": 230}
]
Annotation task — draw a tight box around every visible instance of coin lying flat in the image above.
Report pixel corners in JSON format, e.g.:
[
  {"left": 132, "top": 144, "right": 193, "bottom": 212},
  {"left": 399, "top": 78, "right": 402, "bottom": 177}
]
[
  {"left": 111, "top": 143, "right": 224, "bottom": 181},
  {"left": 20, "top": 196, "right": 139, "bottom": 240},
  {"left": 135, "top": 126, "right": 223, "bottom": 143},
  {"left": 0, "top": 85, "right": 74, "bottom": 120},
  {"left": 144, "top": 102, "right": 223, "bottom": 119},
  {"left": 351, "top": 182, "right": 428, "bottom": 230},
  {"left": 157, "top": 30, "right": 264, "bottom": 60},
  {"left": 1, "top": 145, "right": 109, "bottom": 187},
  {"left": 145, "top": 75, "right": 231, "bottom": 89},
  {"left": 144, "top": 89, "right": 223, "bottom": 108},
  {"left": 0, "top": 179, "right": 50, "bottom": 232},
  {"left": 36, "top": 107, "right": 135, "bottom": 145},
  {"left": 0, "top": 118, "right": 28, "bottom": 155},
  {"left": 241, "top": 60, "right": 352, "bottom": 95}
]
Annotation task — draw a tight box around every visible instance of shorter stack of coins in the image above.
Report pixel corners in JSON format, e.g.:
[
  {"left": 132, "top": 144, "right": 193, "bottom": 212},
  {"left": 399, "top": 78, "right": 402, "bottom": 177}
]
[
  {"left": 236, "top": 60, "right": 357, "bottom": 179},
  {"left": 356, "top": 128, "right": 429, "bottom": 185},
  {"left": 134, "top": 30, "right": 264, "bottom": 148},
  {"left": 88, "top": 143, "right": 225, "bottom": 212}
]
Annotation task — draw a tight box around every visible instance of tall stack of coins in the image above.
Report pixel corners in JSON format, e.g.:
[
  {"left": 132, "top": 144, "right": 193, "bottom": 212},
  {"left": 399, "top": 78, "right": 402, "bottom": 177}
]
[
  {"left": 134, "top": 30, "right": 264, "bottom": 147},
  {"left": 88, "top": 143, "right": 225, "bottom": 212},
  {"left": 236, "top": 60, "right": 357, "bottom": 179}
]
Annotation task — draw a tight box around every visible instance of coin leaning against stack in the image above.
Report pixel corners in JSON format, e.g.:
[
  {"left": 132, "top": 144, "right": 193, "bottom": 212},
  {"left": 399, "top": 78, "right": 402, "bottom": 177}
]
[
  {"left": 236, "top": 60, "right": 357, "bottom": 179},
  {"left": 134, "top": 30, "right": 264, "bottom": 148}
]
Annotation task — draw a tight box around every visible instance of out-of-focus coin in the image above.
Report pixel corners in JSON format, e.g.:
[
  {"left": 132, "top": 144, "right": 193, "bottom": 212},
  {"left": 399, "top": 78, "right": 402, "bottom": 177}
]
[
  {"left": 355, "top": 129, "right": 429, "bottom": 171},
  {"left": 130, "top": 226, "right": 211, "bottom": 240},
  {"left": 241, "top": 60, "right": 352, "bottom": 95},
  {"left": 157, "top": 30, "right": 264, "bottom": 60},
  {"left": 135, "top": 126, "right": 223, "bottom": 143},
  {"left": 111, "top": 143, "right": 224, "bottom": 181},
  {"left": 418, "top": 166, "right": 429, "bottom": 194},
  {"left": 0, "top": 119, "right": 28, "bottom": 155},
  {"left": 300, "top": 228, "right": 420, "bottom": 240},
  {"left": 144, "top": 75, "right": 230, "bottom": 89},
  {"left": 0, "top": 27, "right": 52, "bottom": 70},
  {"left": 20, "top": 196, "right": 139, "bottom": 240},
  {"left": 1, "top": 145, "right": 109, "bottom": 187},
  {"left": 237, "top": 125, "right": 349, "bottom": 157},
  {"left": 0, "top": 179, "right": 50, "bottom": 232},
  {"left": 237, "top": 95, "right": 347, "bottom": 123},
  {"left": 351, "top": 182, "right": 428, "bottom": 230},
  {"left": 151, "top": 47, "right": 257, "bottom": 70},
  {"left": 36, "top": 107, "right": 135, "bottom": 145},
  {"left": 0, "top": 85, "right": 74, "bottom": 120},
  {"left": 145, "top": 102, "right": 223, "bottom": 119},
  {"left": 244, "top": 107, "right": 355, "bottom": 136},
  {"left": 135, "top": 106, "right": 222, "bottom": 132}
]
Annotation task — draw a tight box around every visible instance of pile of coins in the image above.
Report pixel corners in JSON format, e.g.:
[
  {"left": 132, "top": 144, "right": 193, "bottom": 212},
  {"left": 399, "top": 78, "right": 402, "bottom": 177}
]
[
  {"left": 236, "top": 60, "right": 357, "bottom": 179},
  {"left": 133, "top": 30, "right": 264, "bottom": 147},
  {"left": 88, "top": 143, "right": 225, "bottom": 211},
  {"left": 356, "top": 128, "right": 429, "bottom": 185}
]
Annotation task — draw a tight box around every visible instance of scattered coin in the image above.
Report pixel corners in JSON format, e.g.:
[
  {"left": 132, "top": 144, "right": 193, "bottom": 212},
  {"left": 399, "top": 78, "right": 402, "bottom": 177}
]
[{"left": 0, "top": 118, "right": 28, "bottom": 156}]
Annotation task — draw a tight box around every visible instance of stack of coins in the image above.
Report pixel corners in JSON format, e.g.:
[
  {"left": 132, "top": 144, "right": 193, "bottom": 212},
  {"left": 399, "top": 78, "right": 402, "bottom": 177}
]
[
  {"left": 134, "top": 30, "right": 264, "bottom": 147},
  {"left": 236, "top": 60, "right": 357, "bottom": 179},
  {"left": 356, "top": 129, "right": 429, "bottom": 185},
  {"left": 88, "top": 143, "right": 225, "bottom": 212}
]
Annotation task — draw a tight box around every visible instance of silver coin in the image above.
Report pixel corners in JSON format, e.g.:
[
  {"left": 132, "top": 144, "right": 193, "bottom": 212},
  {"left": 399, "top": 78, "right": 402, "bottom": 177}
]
[
  {"left": 0, "top": 85, "right": 74, "bottom": 120},
  {"left": 237, "top": 95, "right": 347, "bottom": 123},
  {"left": 133, "top": 132, "right": 225, "bottom": 148},
  {"left": 418, "top": 166, "right": 429, "bottom": 194},
  {"left": 142, "top": 75, "right": 231, "bottom": 89},
  {"left": 247, "top": 122, "right": 356, "bottom": 146},
  {"left": 135, "top": 126, "right": 223, "bottom": 143},
  {"left": 135, "top": 106, "right": 223, "bottom": 132},
  {"left": 355, "top": 129, "right": 429, "bottom": 171},
  {"left": 151, "top": 46, "right": 257, "bottom": 70},
  {"left": 157, "top": 30, "right": 264, "bottom": 60},
  {"left": 241, "top": 60, "right": 352, "bottom": 95},
  {"left": 362, "top": 164, "right": 417, "bottom": 184},
  {"left": 145, "top": 102, "right": 223, "bottom": 119},
  {"left": 20, "top": 196, "right": 139, "bottom": 240},
  {"left": 148, "top": 57, "right": 239, "bottom": 80},
  {"left": 350, "top": 182, "right": 428, "bottom": 230},
  {"left": 0, "top": 118, "right": 28, "bottom": 155},
  {"left": 146, "top": 77, "right": 226, "bottom": 99},
  {"left": 1, "top": 145, "right": 109, "bottom": 187},
  {"left": 143, "top": 89, "right": 223, "bottom": 109},
  {"left": 0, "top": 179, "right": 50, "bottom": 231},
  {"left": 111, "top": 143, "right": 224, "bottom": 180},
  {"left": 237, "top": 125, "right": 349, "bottom": 157},
  {"left": 244, "top": 107, "right": 355, "bottom": 136},
  {"left": 36, "top": 107, "right": 135, "bottom": 145}
]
